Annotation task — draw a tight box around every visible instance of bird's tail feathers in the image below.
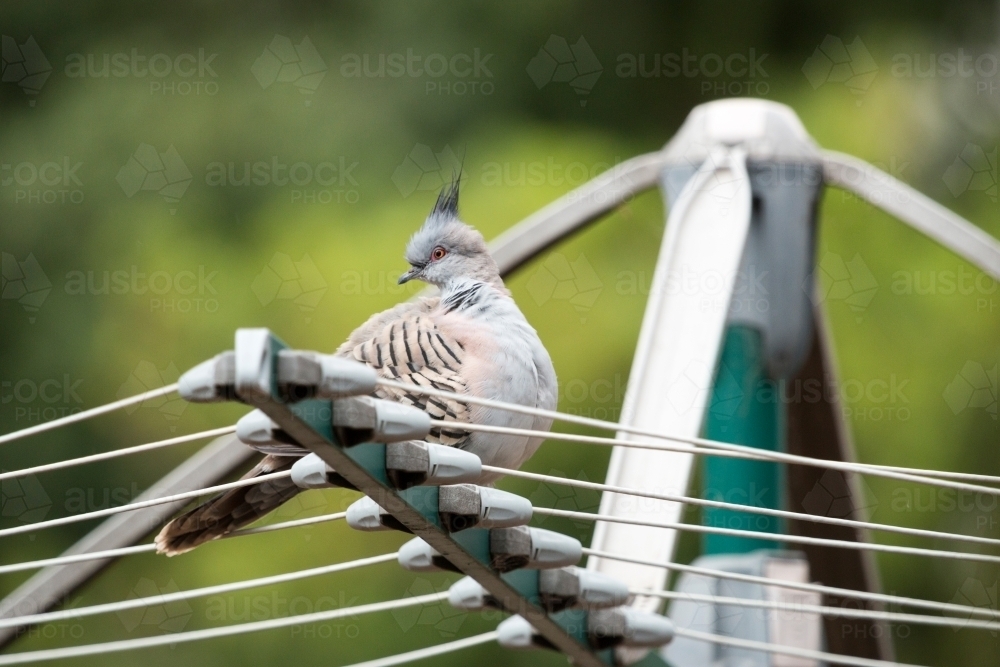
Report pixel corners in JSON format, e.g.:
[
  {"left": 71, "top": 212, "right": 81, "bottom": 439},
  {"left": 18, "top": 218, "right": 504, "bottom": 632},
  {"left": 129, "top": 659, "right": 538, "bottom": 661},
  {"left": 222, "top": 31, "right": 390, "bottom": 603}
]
[{"left": 155, "top": 455, "right": 301, "bottom": 556}]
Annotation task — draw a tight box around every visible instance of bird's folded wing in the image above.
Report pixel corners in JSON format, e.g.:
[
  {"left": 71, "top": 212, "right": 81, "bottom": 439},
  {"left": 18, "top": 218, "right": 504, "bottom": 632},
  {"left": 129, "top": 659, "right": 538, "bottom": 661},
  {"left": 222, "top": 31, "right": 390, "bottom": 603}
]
[{"left": 344, "top": 306, "right": 472, "bottom": 447}]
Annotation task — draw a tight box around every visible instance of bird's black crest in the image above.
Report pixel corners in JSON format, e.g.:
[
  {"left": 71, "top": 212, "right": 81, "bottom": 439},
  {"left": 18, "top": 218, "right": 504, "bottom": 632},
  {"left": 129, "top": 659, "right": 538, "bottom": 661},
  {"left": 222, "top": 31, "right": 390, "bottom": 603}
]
[{"left": 430, "top": 176, "right": 461, "bottom": 219}]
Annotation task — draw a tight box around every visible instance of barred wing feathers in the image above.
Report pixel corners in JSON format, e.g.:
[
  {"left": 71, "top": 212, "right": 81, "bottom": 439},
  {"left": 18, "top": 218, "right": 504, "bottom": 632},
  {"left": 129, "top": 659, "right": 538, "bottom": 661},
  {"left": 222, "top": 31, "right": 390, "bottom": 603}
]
[{"left": 343, "top": 305, "right": 471, "bottom": 447}]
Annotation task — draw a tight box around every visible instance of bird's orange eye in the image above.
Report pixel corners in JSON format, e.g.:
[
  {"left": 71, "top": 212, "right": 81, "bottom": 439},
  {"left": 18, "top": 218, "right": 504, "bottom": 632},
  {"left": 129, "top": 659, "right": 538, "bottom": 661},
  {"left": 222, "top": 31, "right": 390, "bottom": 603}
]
[{"left": 431, "top": 246, "right": 447, "bottom": 261}]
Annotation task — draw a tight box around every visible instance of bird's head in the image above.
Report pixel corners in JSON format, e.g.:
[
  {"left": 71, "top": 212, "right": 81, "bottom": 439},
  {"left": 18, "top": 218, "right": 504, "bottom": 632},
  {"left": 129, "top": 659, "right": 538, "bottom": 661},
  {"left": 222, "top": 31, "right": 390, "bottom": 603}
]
[{"left": 399, "top": 180, "right": 501, "bottom": 289}]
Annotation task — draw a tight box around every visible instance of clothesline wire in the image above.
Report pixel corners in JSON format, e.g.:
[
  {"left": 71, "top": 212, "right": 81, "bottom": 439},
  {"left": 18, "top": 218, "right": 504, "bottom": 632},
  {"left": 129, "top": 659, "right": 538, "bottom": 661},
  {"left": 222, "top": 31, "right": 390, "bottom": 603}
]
[
  {"left": 0, "top": 512, "right": 347, "bottom": 574},
  {"left": 484, "top": 465, "right": 1000, "bottom": 548},
  {"left": 395, "top": 382, "right": 1000, "bottom": 496},
  {"left": 0, "top": 511, "right": 348, "bottom": 576},
  {"left": 434, "top": 419, "right": 1000, "bottom": 486},
  {"left": 532, "top": 507, "right": 1000, "bottom": 564},
  {"left": 0, "top": 385, "right": 179, "bottom": 447},
  {"left": 0, "top": 551, "right": 394, "bottom": 631},
  {"left": 672, "top": 626, "right": 920, "bottom": 667},
  {"left": 0, "top": 592, "right": 449, "bottom": 665},
  {"left": 0, "top": 426, "right": 236, "bottom": 483},
  {"left": 0, "top": 471, "right": 292, "bottom": 539},
  {"left": 583, "top": 548, "right": 1000, "bottom": 619},
  {"left": 384, "top": 380, "right": 1000, "bottom": 496},
  {"left": 4, "top": 379, "right": 992, "bottom": 490},
  {"left": 635, "top": 588, "right": 1000, "bottom": 632},
  {"left": 340, "top": 632, "right": 499, "bottom": 667}
]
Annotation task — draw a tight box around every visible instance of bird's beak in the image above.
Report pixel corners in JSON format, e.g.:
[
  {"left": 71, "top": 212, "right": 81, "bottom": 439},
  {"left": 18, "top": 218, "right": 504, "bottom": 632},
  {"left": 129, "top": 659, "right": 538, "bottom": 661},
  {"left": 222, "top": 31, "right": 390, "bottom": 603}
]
[{"left": 398, "top": 267, "right": 419, "bottom": 285}]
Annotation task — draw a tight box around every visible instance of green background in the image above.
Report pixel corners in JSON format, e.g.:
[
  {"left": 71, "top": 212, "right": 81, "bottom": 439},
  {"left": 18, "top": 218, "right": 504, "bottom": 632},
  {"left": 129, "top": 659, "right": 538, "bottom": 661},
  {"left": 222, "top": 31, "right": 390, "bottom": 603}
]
[{"left": 1, "top": 2, "right": 998, "bottom": 666}]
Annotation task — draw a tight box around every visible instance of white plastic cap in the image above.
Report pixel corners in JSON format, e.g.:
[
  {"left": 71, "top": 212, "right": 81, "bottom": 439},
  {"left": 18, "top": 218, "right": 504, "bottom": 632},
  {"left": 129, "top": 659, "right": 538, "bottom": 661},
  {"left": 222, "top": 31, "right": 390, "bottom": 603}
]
[
  {"left": 589, "top": 607, "right": 674, "bottom": 648},
  {"left": 346, "top": 496, "right": 389, "bottom": 531},
  {"left": 317, "top": 356, "right": 378, "bottom": 398},
  {"left": 178, "top": 352, "right": 235, "bottom": 402},
  {"left": 425, "top": 443, "right": 481, "bottom": 484},
  {"left": 372, "top": 400, "right": 431, "bottom": 442},
  {"left": 526, "top": 528, "right": 582, "bottom": 569},
  {"left": 478, "top": 487, "right": 533, "bottom": 528},
  {"left": 236, "top": 409, "right": 275, "bottom": 444},
  {"left": 496, "top": 616, "right": 536, "bottom": 650},
  {"left": 397, "top": 538, "right": 441, "bottom": 572},
  {"left": 235, "top": 410, "right": 306, "bottom": 455},
  {"left": 447, "top": 577, "right": 489, "bottom": 610},
  {"left": 290, "top": 453, "right": 335, "bottom": 489},
  {"left": 574, "top": 569, "right": 631, "bottom": 608}
]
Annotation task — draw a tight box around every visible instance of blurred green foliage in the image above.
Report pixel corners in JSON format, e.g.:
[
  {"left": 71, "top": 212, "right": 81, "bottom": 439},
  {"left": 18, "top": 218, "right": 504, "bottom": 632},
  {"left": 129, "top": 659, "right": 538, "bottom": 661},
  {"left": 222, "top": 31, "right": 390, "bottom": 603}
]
[{"left": 1, "top": 2, "right": 998, "bottom": 666}]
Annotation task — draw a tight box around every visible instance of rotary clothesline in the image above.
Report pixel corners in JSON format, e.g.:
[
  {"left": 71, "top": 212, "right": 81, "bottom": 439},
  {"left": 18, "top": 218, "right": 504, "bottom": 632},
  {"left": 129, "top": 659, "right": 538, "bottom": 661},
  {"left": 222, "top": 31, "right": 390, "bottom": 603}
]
[{"left": 1, "top": 383, "right": 996, "bottom": 666}]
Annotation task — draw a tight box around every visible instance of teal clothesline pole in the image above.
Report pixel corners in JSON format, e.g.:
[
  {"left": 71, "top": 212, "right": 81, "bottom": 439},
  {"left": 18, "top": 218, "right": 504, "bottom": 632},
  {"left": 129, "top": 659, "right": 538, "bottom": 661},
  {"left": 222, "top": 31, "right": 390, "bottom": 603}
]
[{"left": 701, "top": 325, "right": 784, "bottom": 554}]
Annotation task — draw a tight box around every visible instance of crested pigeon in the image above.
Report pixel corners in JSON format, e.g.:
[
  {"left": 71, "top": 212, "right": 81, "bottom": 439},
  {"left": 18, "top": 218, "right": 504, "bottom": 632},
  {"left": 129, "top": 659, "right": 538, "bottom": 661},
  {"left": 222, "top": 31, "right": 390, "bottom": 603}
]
[{"left": 155, "top": 181, "right": 558, "bottom": 555}]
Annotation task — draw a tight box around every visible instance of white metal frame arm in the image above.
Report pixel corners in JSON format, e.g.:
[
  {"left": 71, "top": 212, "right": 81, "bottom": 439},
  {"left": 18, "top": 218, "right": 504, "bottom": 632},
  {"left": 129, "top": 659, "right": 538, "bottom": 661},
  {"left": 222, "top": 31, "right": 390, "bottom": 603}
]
[
  {"left": 588, "top": 146, "right": 754, "bottom": 621},
  {"left": 822, "top": 150, "right": 1000, "bottom": 280}
]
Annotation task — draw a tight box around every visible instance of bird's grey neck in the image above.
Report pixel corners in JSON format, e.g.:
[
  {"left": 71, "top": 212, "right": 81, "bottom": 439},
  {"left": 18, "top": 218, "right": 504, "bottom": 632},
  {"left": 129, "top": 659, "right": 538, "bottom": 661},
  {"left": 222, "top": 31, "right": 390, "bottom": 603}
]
[{"left": 440, "top": 278, "right": 507, "bottom": 313}]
